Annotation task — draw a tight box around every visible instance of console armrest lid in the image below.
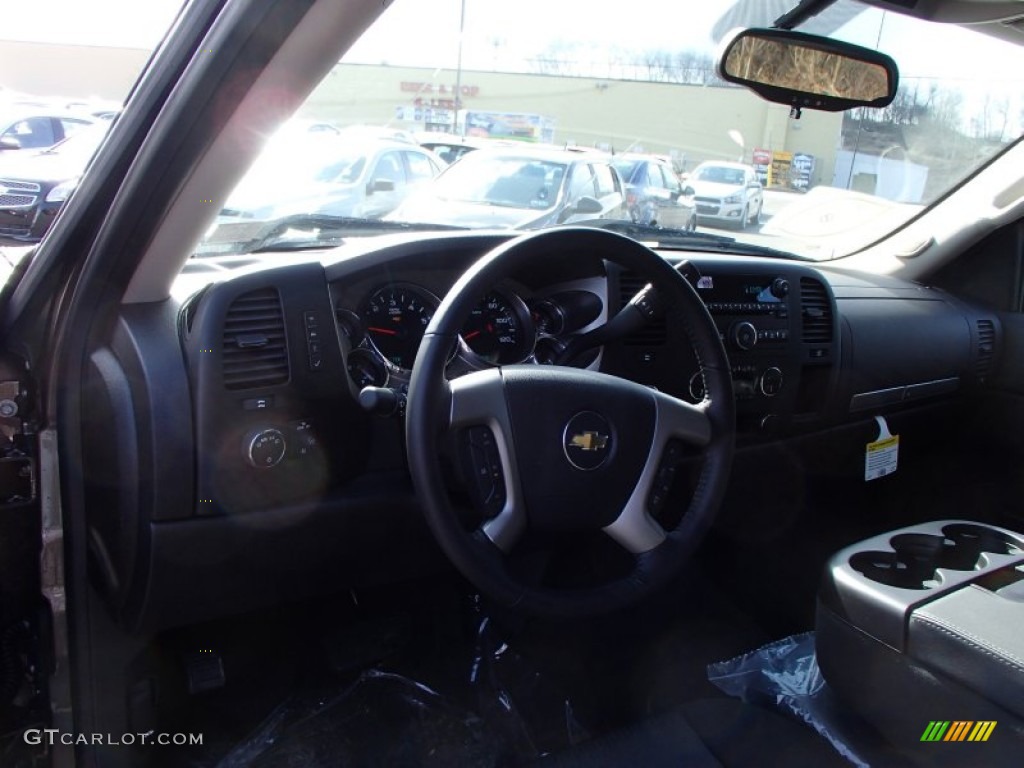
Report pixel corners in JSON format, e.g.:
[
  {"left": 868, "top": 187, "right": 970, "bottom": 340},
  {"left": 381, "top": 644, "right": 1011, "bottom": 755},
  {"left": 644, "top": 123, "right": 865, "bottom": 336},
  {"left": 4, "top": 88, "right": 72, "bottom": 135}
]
[{"left": 909, "top": 585, "right": 1024, "bottom": 719}]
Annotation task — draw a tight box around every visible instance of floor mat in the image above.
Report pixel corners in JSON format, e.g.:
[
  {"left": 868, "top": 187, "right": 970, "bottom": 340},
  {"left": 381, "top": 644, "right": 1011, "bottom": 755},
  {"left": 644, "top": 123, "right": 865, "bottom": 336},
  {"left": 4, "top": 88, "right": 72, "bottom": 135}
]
[
  {"left": 158, "top": 569, "right": 783, "bottom": 767},
  {"left": 215, "top": 670, "right": 501, "bottom": 768}
]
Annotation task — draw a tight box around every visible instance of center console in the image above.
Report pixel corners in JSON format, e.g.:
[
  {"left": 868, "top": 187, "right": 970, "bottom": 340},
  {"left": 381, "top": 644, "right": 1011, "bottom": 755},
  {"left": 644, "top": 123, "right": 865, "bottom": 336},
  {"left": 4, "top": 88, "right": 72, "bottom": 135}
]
[{"left": 816, "top": 520, "right": 1024, "bottom": 762}]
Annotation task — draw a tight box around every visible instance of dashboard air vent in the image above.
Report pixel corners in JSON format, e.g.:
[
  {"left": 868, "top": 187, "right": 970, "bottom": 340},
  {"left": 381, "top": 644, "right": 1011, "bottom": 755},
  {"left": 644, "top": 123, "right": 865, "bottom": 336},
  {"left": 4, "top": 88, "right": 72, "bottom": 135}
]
[
  {"left": 800, "top": 277, "right": 833, "bottom": 343},
  {"left": 975, "top": 319, "right": 996, "bottom": 382},
  {"left": 222, "top": 288, "right": 289, "bottom": 390},
  {"left": 619, "top": 271, "right": 667, "bottom": 346}
]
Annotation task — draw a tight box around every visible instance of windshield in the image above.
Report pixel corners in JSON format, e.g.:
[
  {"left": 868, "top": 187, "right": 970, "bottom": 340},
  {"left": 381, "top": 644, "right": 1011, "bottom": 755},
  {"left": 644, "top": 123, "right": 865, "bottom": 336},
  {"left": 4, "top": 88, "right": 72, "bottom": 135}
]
[
  {"left": 610, "top": 160, "right": 642, "bottom": 184},
  {"left": 7, "top": 0, "right": 1024, "bottom": 263},
  {"left": 694, "top": 166, "right": 746, "bottom": 186},
  {"left": 229, "top": 140, "right": 368, "bottom": 199}
]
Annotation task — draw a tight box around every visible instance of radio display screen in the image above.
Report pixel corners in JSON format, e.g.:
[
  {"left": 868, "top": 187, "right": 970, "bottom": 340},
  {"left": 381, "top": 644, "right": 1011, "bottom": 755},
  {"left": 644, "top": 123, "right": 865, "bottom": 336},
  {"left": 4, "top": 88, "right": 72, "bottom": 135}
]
[{"left": 695, "top": 274, "right": 783, "bottom": 304}]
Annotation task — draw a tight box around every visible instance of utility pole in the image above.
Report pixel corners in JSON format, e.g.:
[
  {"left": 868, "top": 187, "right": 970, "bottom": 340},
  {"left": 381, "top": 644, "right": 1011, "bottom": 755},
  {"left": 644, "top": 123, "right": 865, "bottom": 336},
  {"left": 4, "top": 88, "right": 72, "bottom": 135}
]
[{"left": 453, "top": 0, "right": 466, "bottom": 135}]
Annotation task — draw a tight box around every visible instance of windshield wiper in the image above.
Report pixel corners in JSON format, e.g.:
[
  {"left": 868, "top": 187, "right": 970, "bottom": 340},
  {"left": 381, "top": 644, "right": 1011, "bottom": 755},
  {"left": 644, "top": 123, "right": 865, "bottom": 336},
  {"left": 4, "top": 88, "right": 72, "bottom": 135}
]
[
  {"left": 196, "top": 214, "right": 467, "bottom": 256},
  {"left": 574, "top": 219, "right": 813, "bottom": 261}
]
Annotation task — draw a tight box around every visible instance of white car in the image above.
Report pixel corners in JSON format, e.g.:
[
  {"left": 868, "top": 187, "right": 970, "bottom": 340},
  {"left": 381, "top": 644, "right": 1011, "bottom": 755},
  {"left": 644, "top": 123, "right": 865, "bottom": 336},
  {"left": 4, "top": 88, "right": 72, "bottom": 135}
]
[
  {"left": 211, "top": 137, "right": 443, "bottom": 226},
  {"left": 686, "top": 161, "right": 764, "bottom": 230}
]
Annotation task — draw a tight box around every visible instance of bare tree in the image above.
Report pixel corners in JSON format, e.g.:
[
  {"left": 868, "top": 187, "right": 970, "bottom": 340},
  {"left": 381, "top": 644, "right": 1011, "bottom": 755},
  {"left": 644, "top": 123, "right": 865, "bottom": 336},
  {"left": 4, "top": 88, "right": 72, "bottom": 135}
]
[{"left": 528, "top": 44, "right": 721, "bottom": 85}]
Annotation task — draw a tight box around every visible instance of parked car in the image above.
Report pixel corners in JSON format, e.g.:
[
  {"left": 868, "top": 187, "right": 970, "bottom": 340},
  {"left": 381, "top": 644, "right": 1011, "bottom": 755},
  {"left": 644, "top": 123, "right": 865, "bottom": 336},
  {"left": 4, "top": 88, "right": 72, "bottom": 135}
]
[
  {"left": 0, "top": 122, "right": 110, "bottom": 242},
  {"left": 611, "top": 153, "right": 697, "bottom": 231},
  {"left": 415, "top": 133, "right": 501, "bottom": 165},
  {"left": 0, "top": 107, "right": 95, "bottom": 152},
  {"left": 213, "top": 137, "right": 444, "bottom": 225},
  {"left": 388, "top": 147, "right": 628, "bottom": 229},
  {"left": 687, "top": 160, "right": 764, "bottom": 230},
  {"left": 6, "top": 1, "right": 1024, "bottom": 768}
]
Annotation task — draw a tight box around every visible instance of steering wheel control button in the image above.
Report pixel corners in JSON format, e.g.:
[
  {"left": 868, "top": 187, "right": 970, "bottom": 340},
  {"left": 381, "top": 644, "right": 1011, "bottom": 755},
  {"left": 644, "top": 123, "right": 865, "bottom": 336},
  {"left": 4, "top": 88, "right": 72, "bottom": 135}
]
[
  {"left": 648, "top": 439, "right": 686, "bottom": 517},
  {"left": 562, "top": 411, "right": 613, "bottom": 471},
  {"left": 463, "top": 426, "right": 506, "bottom": 517},
  {"left": 244, "top": 428, "right": 286, "bottom": 469}
]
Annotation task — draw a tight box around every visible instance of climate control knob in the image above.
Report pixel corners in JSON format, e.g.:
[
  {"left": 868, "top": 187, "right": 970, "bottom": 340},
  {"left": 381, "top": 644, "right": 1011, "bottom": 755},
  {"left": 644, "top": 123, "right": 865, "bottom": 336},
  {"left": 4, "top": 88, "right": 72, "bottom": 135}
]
[
  {"left": 731, "top": 321, "right": 758, "bottom": 350},
  {"left": 244, "top": 428, "right": 286, "bottom": 469},
  {"left": 759, "top": 367, "right": 784, "bottom": 397}
]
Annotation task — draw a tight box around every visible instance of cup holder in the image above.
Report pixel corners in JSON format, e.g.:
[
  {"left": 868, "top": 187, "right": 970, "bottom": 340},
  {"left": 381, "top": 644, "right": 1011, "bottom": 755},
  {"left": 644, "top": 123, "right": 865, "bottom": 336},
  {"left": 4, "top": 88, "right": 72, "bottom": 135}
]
[
  {"left": 850, "top": 548, "right": 938, "bottom": 590},
  {"left": 849, "top": 525, "right": 1024, "bottom": 589},
  {"left": 942, "top": 523, "right": 1023, "bottom": 559},
  {"left": 891, "top": 532, "right": 980, "bottom": 573}
]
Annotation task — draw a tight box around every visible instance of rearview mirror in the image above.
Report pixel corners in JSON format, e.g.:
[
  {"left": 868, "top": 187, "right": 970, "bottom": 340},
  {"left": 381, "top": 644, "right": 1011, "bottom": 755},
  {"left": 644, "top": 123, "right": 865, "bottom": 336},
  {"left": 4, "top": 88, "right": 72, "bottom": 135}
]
[{"left": 716, "top": 28, "right": 898, "bottom": 113}]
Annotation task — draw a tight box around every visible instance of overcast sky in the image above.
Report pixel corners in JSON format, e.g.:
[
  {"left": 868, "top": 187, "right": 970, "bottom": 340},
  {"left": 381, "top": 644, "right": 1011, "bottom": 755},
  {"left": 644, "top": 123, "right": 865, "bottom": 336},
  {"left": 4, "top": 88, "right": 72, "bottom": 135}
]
[{"left": 4, "top": 0, "right": 1023, "bottom": 85}]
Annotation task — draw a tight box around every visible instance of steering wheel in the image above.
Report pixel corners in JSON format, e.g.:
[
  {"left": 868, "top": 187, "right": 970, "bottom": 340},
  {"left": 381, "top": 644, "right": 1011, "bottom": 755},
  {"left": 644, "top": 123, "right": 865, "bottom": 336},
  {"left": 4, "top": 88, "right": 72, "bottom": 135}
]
[{"left": 406, "top": 227, "right": 735, "bottom": 617}]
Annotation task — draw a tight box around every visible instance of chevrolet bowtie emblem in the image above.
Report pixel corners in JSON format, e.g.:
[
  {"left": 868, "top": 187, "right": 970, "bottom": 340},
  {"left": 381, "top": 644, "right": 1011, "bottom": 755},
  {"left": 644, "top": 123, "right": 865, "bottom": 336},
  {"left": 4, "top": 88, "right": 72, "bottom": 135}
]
[{"left": 569, "top": 431, "right": 608, "bottom": 452}]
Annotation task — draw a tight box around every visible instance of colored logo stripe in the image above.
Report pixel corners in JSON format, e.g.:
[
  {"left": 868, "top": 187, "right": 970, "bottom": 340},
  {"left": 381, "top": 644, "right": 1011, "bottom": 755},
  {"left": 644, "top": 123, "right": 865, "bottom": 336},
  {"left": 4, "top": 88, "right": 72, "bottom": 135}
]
[
  {"left": 921, "top": 720, "right": 996, "bottom": 742},
  {"left": 968, "top": 722, "right": 997, "bottom": 742},
  {"left": 944, "top": 721, "right": 972, "bottom": 741}
]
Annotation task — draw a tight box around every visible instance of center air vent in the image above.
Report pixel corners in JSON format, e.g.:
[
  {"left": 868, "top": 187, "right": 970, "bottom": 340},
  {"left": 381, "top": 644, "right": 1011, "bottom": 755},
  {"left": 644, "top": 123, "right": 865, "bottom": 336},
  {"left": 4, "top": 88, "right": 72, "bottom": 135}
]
[
  {"left": 222, "top": 288, "right": 289, "bottom": 390},
  {"left": 619, "top": 271, "right": 667, "bottom": 346},
  {"left": 800, "top": 277, "right": 833, "bottom": 343}
]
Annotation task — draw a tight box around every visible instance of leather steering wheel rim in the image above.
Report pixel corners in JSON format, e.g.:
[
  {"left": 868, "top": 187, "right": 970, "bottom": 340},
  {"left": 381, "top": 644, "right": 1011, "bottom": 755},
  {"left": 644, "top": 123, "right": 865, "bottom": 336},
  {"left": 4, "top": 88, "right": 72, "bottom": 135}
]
[{"left": 406, "top": 227, "right": 735, "bottom": 617}]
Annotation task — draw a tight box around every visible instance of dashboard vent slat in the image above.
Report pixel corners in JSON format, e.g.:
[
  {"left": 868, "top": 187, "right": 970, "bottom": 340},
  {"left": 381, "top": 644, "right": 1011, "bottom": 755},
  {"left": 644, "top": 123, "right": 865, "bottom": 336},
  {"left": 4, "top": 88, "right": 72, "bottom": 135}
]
[
  {"left": 975, "top": 319, "right": 996, "bottom": 382},
  {"left": 222, "top": 288, "right": 289, "bottom": 390},
  {"left": 619, "top": 271, "right": 667, "bottom": 346},
  {"left": 800, "top": 277, "right": 833, "bottom": 343}
]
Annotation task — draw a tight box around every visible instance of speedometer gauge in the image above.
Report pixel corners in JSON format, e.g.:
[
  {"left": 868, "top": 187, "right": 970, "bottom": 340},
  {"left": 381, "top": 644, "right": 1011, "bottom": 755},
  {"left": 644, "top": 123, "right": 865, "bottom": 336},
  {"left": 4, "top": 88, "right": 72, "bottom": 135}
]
[
  {"left": 361, "top": 284, "right": 438, "bottom": 370},
  {"left": 461, "top": 290, "right": 534, "bottom": 365}
]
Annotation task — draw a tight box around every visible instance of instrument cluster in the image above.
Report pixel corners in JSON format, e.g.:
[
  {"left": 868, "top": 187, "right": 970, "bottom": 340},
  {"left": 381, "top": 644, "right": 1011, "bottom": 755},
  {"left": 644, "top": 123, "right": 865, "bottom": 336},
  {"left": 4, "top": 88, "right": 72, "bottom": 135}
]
[{"left": 336, "top": 282, "right": 604, "bottom": 390}]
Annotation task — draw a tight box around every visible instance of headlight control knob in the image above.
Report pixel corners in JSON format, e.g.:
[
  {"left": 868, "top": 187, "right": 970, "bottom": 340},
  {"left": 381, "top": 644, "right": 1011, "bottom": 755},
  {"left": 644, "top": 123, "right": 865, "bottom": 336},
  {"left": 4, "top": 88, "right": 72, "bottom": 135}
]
[
  {"left": 244, "top": 428, "right": 286, "bottom": 469},
  {"left": 731, "top": 321, "right": 758, "bottom": 350}
]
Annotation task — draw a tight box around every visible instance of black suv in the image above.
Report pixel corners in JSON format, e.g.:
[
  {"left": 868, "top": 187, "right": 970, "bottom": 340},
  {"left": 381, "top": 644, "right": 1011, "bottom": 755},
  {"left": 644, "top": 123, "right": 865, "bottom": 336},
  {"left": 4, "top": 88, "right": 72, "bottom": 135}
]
[{"left": 0, "top": 123, "right": 109, "bottom": 243}]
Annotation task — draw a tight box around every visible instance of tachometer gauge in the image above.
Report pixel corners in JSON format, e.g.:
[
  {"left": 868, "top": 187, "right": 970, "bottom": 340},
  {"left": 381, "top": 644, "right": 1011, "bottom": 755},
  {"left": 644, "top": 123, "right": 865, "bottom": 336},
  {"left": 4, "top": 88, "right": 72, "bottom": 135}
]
[
  {"left": 361, "top": 284, "right": 438, "bottom": 370},
  {"left": 461, "top": 290, "right": 534, "bottom": 365}
]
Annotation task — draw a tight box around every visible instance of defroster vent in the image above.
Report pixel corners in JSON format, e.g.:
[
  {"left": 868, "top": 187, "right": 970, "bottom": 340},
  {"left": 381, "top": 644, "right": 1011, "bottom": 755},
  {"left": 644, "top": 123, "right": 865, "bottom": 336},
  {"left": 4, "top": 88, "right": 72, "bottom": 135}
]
[
  {"left": 222, "top": 288, "right": 289, "bottom": 390},
  {"left": 800, "top": 277, "right": 833, "bottom": 343}
]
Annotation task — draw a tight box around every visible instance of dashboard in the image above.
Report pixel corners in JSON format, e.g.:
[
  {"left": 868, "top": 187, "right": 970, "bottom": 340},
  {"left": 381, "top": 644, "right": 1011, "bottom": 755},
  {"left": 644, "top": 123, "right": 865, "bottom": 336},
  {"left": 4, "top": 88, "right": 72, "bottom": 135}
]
[{"left": 83, "top": 230, "right": 1002, "bottom": 632}]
